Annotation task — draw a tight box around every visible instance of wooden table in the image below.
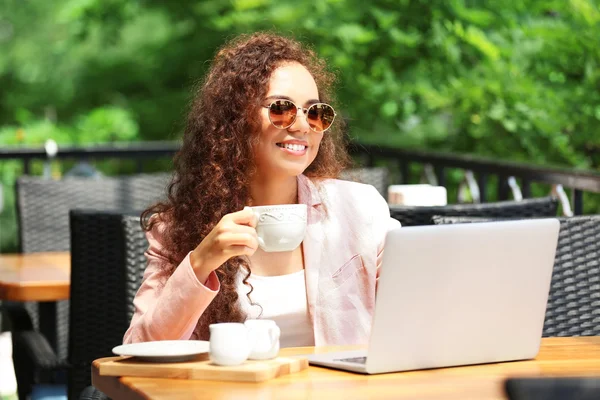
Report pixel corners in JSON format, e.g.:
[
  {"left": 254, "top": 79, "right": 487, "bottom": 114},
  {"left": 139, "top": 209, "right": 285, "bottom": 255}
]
[
  {"left": 0, "top": 252, "right": 71, "bottom": 301},
  {"left": 92, "top": 337, "right": 600, "bottom": 400},
  {"left": 0, "top": 251, "right": 71, "bottom": 350}
]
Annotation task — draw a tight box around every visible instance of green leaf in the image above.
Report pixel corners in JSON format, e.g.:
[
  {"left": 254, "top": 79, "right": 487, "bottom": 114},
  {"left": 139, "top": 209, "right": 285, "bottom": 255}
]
[
  {"left": 232, "top": 0, "right": 269, "bottom": 11},
  {"left": 389, "top": 28, "right": 422, "bottom": 47},
  {"left": 449, "top": 0, "right": 495, "bottom": 27},
  {"left": 370, "top": 7, "right": 398, "bottom": 29},
  {"left": 488, "top": 102, "right": 506, "bottom": 121},
  {"left": 502, "top": 119, "right": 518, "bottom": 132},
  {"left": 381, "top": 101, "right": 398, "bottom": 117},
  {"left": 462, "top": 25, "right": 500, "bottom": 60},
  {"left": 335, "top": 24, "right": 377, "bottom": 45},
  {"left": 569, "top": 0, "right": 600, "bottom": 26}
]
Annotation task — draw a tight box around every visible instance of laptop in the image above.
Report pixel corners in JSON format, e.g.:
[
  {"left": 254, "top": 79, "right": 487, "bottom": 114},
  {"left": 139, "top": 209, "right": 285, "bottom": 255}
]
[{"left": 306, "top": 218, "right": 560, "bottom": 374}]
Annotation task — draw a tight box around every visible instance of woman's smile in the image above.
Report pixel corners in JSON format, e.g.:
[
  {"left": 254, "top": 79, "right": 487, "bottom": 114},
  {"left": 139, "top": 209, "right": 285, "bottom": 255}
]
[{"left": 276, "top": 140, "right": 309, "bottom": 156}]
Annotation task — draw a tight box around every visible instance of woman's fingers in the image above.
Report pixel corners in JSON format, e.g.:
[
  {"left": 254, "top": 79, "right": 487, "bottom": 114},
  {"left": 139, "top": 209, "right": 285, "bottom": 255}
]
[
  {"left": 228, "top": 207, "right": 258, "bottom": 227},
  {"left": 227, "top": 244, "right": 258, "bottom": 257},
  {"left": 219, "top": 232, "right": 259, "bottom": 252}
]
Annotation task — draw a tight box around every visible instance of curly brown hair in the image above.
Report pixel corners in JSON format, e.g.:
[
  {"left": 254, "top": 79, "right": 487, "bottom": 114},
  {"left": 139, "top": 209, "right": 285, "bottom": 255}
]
[{"left": 142, "top": 32, "right": 350, "bottom": 339}]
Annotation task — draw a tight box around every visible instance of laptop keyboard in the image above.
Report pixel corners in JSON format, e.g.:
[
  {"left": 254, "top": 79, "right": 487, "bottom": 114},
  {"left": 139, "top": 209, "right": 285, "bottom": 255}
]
[{"left": 336, "top": 356, "right": 367, "bottom": 364}]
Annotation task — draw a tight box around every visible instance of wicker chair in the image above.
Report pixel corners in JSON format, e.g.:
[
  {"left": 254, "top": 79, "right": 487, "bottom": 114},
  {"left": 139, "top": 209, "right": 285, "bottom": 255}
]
[
  {"left": 7, "top": 174, "right": 165, "bottom": 400},
  {"left": 121, "top": 215, "right": 151, "bottom": 324},
  {"left": 16, "top": 174, "right": 168, "bottom": 253},
  {"left": 433, "top": 215, "right": 600, "bottom": 337},
  {"left": 390, "top": 196, "right": 559, "bottom": 227},
  {"left": 78, "top": 386, "right": 111, "bottom": 400},
  {"left": 12, "top": 210, "right": 148, "bottom": 400},
  {"left": 74, "top": 213, "right": 148, "bottom": 400},
  {"left": 69, "top": 210, "right": 145, "bottom": 400},
  {"left": 339, "top": 167, "right": 389, "bottom": 197}
]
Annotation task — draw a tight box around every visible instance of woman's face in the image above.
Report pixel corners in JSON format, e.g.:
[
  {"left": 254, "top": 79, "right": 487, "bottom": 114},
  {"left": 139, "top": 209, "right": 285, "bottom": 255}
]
[{"left": 254, "top": 62, "right": 323, "bottom": 179}]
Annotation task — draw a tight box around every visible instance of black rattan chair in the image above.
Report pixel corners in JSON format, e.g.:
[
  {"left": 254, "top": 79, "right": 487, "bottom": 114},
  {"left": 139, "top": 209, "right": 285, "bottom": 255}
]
[
  {"left": 390, "top": 196, "right": 559, "bottom": 227},
  {"left": 433, "top": 215, "right": 600, "bottom": 337},
  {"left": 14, "top": 210, "right": 148, "bottom": 400},
  {"left": 78, "top": 386, "right": 111, "bottom": 400},
  {"left": 68, "top": 210, "right": 142, "bottom": 400},
  {"left": 340, "top": 167, "right": 389, "bottom": 197},
  {"left": 73, "top": 213, "right": 148, "bottom": 400}
]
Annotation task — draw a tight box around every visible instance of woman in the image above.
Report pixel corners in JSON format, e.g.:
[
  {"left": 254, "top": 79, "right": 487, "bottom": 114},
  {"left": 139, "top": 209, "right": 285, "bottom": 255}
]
[{"left": 124, "top": 32, "right": 400, "bottom": 347}]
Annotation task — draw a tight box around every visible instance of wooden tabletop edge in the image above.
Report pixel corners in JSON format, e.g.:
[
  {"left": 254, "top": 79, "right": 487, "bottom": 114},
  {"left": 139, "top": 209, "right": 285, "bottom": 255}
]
[{"left": 0, "top": 281, "right": 70, "bottom": 287}]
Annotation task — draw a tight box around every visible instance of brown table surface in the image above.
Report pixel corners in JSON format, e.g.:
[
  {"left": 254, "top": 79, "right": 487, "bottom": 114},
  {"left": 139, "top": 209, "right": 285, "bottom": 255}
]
[
  {"left": 92, "top": 336, "right": 600, "bottom": 400},
  {"left": 0, "top": 252, "right": 71, "bottom": 301}
]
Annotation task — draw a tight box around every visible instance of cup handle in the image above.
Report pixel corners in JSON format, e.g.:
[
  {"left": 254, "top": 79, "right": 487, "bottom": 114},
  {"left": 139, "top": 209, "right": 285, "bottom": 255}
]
[{"left": 269, "top": 326, "right": 281, "bottom": 344}]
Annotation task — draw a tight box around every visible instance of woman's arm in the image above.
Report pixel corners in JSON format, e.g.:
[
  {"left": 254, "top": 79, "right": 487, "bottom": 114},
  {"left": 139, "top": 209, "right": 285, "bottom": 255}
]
[{"left": 123, "top": 223, "right": 220, "bottom": 343}]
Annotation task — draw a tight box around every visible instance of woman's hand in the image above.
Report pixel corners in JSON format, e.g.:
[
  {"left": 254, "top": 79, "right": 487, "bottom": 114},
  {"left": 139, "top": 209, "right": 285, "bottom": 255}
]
[{"left": 190, "top": 207, "right": 258, "bottom": 283}]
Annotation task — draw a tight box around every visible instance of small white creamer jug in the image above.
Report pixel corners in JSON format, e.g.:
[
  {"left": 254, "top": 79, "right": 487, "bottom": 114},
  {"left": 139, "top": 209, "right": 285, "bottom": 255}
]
[
  {"left": 209, "top": 323, "right": 252, "bottom": 366},
  {"left": 245, "top": 319, "right": 281, "bottom": 360}
]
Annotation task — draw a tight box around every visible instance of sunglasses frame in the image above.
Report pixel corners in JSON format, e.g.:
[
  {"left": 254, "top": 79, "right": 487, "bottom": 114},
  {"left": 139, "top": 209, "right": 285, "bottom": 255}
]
[{"left": 262, "top": 99, "right": 337, "bottom": 133}]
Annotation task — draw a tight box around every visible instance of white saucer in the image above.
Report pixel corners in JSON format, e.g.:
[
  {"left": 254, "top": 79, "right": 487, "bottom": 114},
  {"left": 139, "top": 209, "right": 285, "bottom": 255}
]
[{"left": 112, "top": 340, "right": 209, "bottom": 362}]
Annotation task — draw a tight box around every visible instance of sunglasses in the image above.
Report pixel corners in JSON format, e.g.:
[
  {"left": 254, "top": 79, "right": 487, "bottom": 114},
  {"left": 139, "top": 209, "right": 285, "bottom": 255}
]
[{"left": 263, "top": 99, "right": 336, "bottom": 133}]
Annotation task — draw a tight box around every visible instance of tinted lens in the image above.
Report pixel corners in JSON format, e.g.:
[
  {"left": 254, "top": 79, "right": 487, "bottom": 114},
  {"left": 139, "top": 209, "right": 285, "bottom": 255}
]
[
  {"left": 307, "top": 103, "right": 335, "bottom": 132},
  {"left": 268, "top": 100, "right": 297, "bottom": 128}
]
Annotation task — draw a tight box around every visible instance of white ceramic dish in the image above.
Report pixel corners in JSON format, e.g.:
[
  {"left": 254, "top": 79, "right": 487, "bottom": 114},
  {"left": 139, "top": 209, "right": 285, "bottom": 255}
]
[{"left": 112, "top": 340, "right": 209, "bottom": 362}]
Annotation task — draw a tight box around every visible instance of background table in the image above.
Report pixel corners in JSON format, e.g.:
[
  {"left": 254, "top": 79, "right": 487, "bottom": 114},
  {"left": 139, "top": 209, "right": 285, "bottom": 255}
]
[
  {"left": 0, "top": 252, "right": 70, "bottom": 301},
  {"left": 0, "top": 251, "right": 71, "bottom": 350},
  {"left": 92, "top": 336, "right": 600, "bottom": 400}
]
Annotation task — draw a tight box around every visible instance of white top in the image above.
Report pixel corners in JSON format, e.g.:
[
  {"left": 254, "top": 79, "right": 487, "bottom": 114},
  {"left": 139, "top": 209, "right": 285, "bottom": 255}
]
[{"left": 238, "top": 270, "right": 315, "bottom": 348}]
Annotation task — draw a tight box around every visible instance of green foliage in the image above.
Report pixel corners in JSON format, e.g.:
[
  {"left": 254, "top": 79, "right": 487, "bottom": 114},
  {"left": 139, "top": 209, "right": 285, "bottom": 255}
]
[
  {"left": 2, "top": 0, "right": 599, "bottom": 169},
  {"left": 0, "top": 106, "right": 138, "bottom": 145}
]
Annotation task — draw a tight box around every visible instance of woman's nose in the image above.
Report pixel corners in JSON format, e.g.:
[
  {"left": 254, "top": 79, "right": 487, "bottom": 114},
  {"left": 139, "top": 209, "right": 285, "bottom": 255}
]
[{"left": 289, "top": 107, "right": 311, "bottom": 133}]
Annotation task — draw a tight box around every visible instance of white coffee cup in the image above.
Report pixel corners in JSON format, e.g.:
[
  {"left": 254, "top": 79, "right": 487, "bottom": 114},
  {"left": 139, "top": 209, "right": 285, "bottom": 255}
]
[
  {"left": 245, "top": 319, "right": 281, "bottom": 360},
  {"left": 208, "top": 323, "right": 252, "bottom": 366},
  {"left": 251, "top": 204, "right": 307, "bottom": 252},
  {"left": 387, "top": 184, "right": 448, "bottom": 206}
]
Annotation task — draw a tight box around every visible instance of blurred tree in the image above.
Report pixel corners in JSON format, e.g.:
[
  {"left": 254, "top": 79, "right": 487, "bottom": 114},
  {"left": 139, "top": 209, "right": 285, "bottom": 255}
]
[{"left": 1, "top": 0, "right": 598, "bottom": 169}]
